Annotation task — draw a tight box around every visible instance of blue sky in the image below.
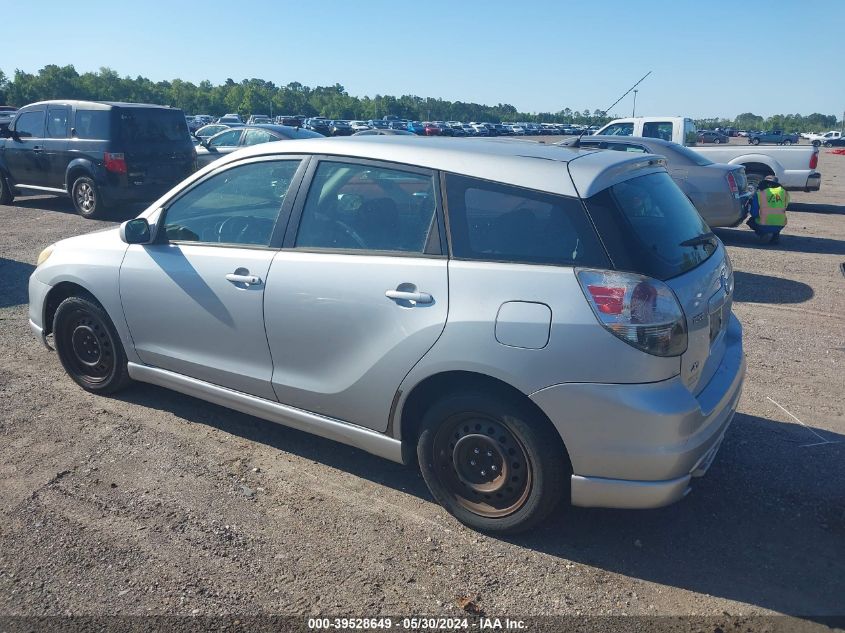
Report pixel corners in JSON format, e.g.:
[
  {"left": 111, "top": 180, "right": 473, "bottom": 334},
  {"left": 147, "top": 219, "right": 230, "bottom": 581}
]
[{"left": 3, "top": 0, "right": 844, "bottom": 118}]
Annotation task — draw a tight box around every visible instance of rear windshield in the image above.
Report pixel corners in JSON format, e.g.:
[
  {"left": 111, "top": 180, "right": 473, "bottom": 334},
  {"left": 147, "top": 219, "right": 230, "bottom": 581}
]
[
  {"left": 670, "top": 143, "right": 713, "bottom": 166},
  {"left": 584, "top": 172, "right": 716, "bottom": 280},
  {"left": 116, "top": 108, "right": 189, "bottom": 144},
  {"left": 444, "top": 173, "right": 609, "bottom": 267}
]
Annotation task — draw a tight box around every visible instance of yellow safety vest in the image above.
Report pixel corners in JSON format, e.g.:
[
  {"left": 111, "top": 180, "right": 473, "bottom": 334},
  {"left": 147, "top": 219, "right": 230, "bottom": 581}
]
[{"left": 756, "top": 186, "right": 788, "bottom": 227}]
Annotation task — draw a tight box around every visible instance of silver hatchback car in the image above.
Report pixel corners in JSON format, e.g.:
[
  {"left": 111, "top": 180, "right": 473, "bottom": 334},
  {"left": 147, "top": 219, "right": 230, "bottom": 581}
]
[{"left": 29, "top": 137, "right": 745, "bottom": 533}]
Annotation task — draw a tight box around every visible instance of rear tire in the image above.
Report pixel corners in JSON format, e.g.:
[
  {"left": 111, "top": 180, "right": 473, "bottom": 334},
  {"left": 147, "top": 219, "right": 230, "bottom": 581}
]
[
  {"left": 745, "top": 170, "right": 769, "bottom": 190},
  {"left": 417, "top": 391, "right": 568, "bottom": 534},
  {"left": 0, "top": 172, "right": 13, "bottom": 205},
  {"left": 71, "top": 176, "right": 107, "bottom": 219},
  {"left": 812, "top": 140, "right": 821, "bottom": 147},
  {"left": 53, "top": 295, "right": 132, "bottom": 394}
]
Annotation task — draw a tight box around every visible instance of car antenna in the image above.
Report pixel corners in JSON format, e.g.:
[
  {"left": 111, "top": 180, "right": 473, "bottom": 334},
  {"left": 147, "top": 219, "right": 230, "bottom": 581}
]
[{"left": 572, "top": 70, "right": 651, "bottom": 148}]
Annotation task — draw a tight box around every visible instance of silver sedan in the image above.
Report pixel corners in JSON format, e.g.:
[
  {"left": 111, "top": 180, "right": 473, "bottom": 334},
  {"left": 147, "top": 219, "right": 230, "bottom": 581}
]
[{"left": 559, "top": 135, "right": 752, "bottom": 227}]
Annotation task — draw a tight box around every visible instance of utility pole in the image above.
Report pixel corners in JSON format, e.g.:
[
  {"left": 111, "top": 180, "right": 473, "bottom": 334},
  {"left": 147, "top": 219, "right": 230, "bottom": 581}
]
[{"left": 632, "top": 90, "right": 638, "bottom": 117}]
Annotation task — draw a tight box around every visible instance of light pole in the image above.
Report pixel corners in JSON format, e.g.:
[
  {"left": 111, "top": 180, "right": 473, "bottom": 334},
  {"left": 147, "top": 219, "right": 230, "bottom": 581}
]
[{"left": 632, "top": 89, "right": 638, "bottom": 117}]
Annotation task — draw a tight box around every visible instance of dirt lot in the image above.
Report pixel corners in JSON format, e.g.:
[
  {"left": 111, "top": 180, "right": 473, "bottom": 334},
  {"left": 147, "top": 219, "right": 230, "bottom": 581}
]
[{"left": 0, "top": 144, "right": 843, "bottom": 628}]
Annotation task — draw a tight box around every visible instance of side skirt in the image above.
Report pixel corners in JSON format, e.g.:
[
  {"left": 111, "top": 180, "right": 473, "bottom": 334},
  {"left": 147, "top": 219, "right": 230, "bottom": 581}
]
[{"left": 127, "top": 363, "right": 404, "bottom": 463}]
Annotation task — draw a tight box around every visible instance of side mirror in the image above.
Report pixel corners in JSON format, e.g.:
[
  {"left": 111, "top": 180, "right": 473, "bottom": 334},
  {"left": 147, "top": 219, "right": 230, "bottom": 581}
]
[
  {"left": 0, "top": 127, "right": 11, "bottom": 139},
  {"left": 119, "top": 218, "right": 152, "bottom": 245}
]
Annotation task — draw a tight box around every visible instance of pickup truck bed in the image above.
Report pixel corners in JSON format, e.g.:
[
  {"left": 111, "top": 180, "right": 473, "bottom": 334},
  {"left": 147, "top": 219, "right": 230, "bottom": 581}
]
[{"left": 693, "top": 145, "right": 820, "bottom": 192}]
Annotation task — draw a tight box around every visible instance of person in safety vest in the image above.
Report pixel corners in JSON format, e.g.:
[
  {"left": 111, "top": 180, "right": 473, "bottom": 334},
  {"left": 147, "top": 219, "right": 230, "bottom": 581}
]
[{"left": 746, "top": 175, "right": 788, "bottom": 244}]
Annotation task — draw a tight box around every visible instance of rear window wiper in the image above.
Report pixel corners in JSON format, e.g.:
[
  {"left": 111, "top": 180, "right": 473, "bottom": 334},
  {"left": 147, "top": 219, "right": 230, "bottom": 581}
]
[{"left": 679, "top": 231, "right": 717, "bottom": 247}]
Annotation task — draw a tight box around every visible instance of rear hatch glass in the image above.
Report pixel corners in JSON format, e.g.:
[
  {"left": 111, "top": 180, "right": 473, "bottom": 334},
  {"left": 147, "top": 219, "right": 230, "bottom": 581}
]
[
  {"left": 585, "top": 171, "right": 730, "bottom": 394},
  {"left": 584, "top": 171, "right": 717, "bottom": 281},
  {"left": 115, "top": 108, "right": 194, "bottom": 184}
]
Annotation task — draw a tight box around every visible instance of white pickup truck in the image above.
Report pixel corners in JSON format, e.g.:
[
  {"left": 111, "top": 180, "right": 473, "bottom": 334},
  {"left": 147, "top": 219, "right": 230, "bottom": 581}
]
[
  {"left": 595, "top": 116, "right": 821, "bottom": 191},
  {"left": 806, "top": 130, "right": 842, "bottom": 146}
]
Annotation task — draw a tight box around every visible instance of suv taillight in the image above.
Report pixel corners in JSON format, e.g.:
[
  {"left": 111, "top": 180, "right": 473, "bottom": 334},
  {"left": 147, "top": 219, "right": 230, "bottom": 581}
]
[
  {"left": 104, "top": 152, "right": 127, "bottom": 175},
  {"left": 810, "top": 150, "right": 818, "bottom": 170},
  {"left": 577, "top": 269, "right": 688, "bottom": 357},
  {"left": 726, "top": 171, "right": 739, "bottom": 194}
]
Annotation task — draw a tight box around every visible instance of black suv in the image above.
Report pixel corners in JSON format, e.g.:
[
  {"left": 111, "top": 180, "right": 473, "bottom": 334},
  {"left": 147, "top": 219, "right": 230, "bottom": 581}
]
[{"left": 0, "top": 100, "right": 196, "bottom": 218}]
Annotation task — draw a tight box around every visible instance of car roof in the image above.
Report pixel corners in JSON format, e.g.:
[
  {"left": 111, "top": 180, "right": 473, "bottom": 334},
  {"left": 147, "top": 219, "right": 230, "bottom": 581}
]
[
  {"left": 223, "top": 136, "right": 668, "bottom": 198},
  {"left": 23, "top": 100, "right": 177, "bottom": 110}
]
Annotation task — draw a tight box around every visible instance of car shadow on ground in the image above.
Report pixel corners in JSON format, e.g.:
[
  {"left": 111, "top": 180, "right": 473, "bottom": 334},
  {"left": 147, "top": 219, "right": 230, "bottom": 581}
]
[
  {"left": 787, "top": 202, "right": 845, "bottom": 215},
  {"left": 732, "top": 270, "right": 814, "bottom": 304},
  {"left": 116, "top": 383, "right": 845, "bottom": 621},
  {"left": 0, "top": 258, "right": 35, "bottom": 308},
  {"left": 11, "top": 196, "right": 140, "bottom": 221},
  {"left": 715, "top": 227, "right": 845, "bottom": 256},
  {"left": 516, "top": 413, "right": 845, "bottom": 622}
]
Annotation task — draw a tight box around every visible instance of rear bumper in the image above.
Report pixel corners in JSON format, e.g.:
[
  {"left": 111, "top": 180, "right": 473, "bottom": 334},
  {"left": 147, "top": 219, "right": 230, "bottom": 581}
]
[
  {"left": 531, "top": 314, "right": 745, "bottom": 509},
  {"left": 803, "top": 172, "right": 821, "bottom": 192},
  {"left": 783, "top": 171, "right": 822, "bottom": 192}
]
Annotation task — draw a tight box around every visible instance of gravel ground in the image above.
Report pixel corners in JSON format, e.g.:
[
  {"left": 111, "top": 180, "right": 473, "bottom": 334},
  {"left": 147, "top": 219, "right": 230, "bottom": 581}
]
[{"left": 0, "top": 146, "right": 843, "bottom": 628}]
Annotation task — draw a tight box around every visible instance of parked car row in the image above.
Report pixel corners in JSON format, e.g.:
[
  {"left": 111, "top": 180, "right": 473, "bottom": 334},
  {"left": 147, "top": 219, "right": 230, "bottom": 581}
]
[{"left": 294, "top": 116, "right": 602, "bottom": 138}]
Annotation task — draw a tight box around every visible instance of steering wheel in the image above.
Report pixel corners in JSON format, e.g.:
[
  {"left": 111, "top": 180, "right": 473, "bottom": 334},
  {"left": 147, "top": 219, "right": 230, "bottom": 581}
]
[
  {"left": 217, "top": 216, "right": 251, "bottom": 243},
  {"left": 334, "top": 220, "right": 367, "bottom": 249}
]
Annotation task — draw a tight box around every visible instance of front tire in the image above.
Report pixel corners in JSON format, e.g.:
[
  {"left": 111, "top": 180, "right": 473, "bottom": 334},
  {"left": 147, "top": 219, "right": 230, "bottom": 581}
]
[
  {"left": 53, "top": 295, "right": 132, "bottom": 394},
  {"left": 71, "top": 176, "right": 106, "bottom": 219},
  {"left": 751, "top": 138, "right": 760, "bottom": 145},
  {"left": 417, "top": 392, "right": 568, "bottom": 534},
  {"left": 0, "top": 172, "right": 13, "bottom": 205}
]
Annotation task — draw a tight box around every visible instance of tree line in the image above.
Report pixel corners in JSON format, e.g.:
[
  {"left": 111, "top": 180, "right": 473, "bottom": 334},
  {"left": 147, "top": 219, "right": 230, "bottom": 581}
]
[{"left": 0, "top": 65, "right": 840, "bottom": 132}]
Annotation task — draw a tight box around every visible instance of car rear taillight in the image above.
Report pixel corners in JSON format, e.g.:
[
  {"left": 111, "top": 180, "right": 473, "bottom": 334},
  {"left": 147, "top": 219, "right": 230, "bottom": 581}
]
[
  {"left": 577, "top": 269, "right": 688, "bottom": 357},
  {"left": 104, "top": 152, "right": 127, "bottom": 175},
  {"left": 726, "top": 171, "right": 739, "bottom": 194},
  {"left": 810, "top": 150, "right": 818, "bottom": 170}
]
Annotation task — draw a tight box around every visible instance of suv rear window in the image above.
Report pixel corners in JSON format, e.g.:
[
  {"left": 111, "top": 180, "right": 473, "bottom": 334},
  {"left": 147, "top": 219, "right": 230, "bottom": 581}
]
[
  {"left": 444, "top": 173, "right": 608, "bottom": 267},
  {"left": 584, "top": 172, "right": 716, "bottom": 280},
  {"left": 116, "top": 108, "right": 189, "bottom": 144}
]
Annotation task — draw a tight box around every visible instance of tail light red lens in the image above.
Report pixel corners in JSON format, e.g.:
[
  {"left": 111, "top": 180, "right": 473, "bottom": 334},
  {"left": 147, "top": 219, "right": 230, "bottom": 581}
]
[
  {"left": 104, "top": 152, "right": 127, "bottom": 175},
  {"left": 586, "top": 285, "right": 625, "bottom": 315},
  {"left": 726, "top": 171, "right": 738, "bottom": 193},
  {"left": 810, "top": 151, "right": 818, "bottom": 170},
  {"left": 578, "top": 270, "right": 688, "bottom": 357}
]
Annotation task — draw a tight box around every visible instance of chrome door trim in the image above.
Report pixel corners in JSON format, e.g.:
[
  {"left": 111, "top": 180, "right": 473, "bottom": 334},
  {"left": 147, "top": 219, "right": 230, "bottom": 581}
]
[{"left": 127, "top": 362, "right": 403, "bottom": 463}]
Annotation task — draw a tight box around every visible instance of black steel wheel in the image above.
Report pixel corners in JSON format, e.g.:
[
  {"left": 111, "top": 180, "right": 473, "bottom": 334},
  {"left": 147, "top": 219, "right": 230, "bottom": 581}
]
[
  {"left": 53, "top": 295, "right": 132, "bottom": 393},
  {"left": 417, "top": 391, "right": 568, "bottom": 533}
]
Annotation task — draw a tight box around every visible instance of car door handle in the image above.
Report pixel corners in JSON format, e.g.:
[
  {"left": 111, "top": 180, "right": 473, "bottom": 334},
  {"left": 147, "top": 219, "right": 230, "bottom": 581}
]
[
  {"left": 385, "top": 290, "right": 433, "bottom": 304},
  {"left": 33, "top": 146, "right": 43, "bottom": 152},
  {"left": 225, "top": 273, "right": 262, "bottom": 286}
]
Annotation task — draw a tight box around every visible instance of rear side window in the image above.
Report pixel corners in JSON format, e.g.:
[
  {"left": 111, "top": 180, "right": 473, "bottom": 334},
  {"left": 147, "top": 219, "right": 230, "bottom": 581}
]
[
  {"left": 296, "top": 161, "right": 438, "bottom": 253},
  {"left": 584, "top": 172, "right": 716, "bottom": 280},
  {"left": 46, "top": 107, "right": 70, "bottom": 138},
  {"left": 117, "top": 108, "right": 188, "bottom": 144},
  {"left": 444, "top": 173, "right": 608, "bottom": 267},
  {"left": 75, "top": 110, "right": 111, "bottom": 139},
  {"left": 14, "top": 111, "right": 45, "bottom": 138},
  {"left": 642, "top": 121, "right": 673, "bottom": 141}
]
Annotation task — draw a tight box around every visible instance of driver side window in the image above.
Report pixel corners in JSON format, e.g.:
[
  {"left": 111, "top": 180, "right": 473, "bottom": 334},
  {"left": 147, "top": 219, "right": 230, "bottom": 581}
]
[
  {"left": 162, "top": 160, "right": 301, "bottom": 246},
  {"left": 602, "top": 123, "right": 634, "bottom": 137}
]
